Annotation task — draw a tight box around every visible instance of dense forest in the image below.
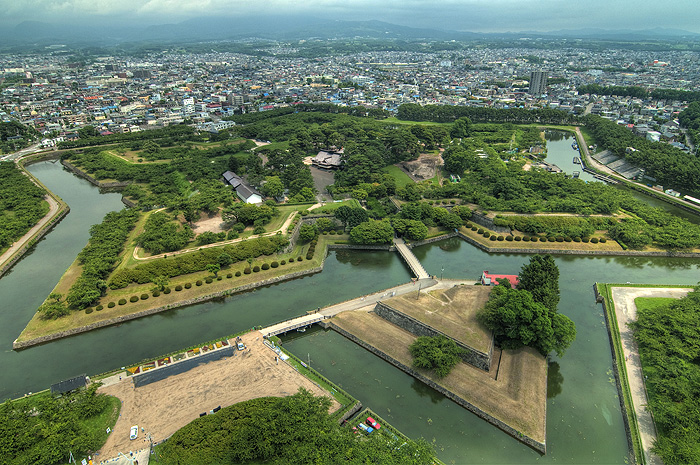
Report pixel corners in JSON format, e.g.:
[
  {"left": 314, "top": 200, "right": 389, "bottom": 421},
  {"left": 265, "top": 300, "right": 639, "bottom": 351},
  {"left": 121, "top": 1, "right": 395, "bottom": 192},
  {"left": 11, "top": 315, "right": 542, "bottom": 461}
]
[
  {"left": 155, "top": 388, "right": 434, "bottom": 465},
  {"left": 396, "top": 103, "right": 580, "bottom": 124},
  {"left": 0, "top": 385, "right": 118, "bottom": 465},
  {"left": 584, "top": 115, "right": 700, "bottom": 194},
  {"left": 0, "top": 161, "right": 49, "bottom": 251},
  {"left": 632, "top": 286, "right": 700, "bottom": 465}
]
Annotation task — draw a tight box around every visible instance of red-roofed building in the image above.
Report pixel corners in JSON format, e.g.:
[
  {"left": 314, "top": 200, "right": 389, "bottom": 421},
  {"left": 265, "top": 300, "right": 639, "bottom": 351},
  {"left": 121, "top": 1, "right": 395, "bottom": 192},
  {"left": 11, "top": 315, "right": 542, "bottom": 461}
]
[{"left": 481, "top": 271, "right": 519, "bottom": 288}]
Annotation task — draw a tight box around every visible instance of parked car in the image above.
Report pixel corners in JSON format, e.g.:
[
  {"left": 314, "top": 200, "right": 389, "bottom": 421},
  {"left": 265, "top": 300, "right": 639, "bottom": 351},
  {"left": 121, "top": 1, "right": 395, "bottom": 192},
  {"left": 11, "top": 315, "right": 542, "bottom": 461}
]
[
  {"left": 357, "top": 423, "right": 373, "bottom": 434},
  {"left": 130, "top": 425, "right": 138, "bottom": 440},
  {"left": 366, "top": 416, "right": 381, "bottom": 430}
]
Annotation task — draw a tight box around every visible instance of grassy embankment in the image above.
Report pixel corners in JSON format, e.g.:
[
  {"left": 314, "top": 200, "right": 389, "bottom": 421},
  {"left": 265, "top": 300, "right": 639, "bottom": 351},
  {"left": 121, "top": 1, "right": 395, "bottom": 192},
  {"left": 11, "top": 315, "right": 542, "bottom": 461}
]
[{"left": 17, "top": 233, "right": 346, "bottom": 342}]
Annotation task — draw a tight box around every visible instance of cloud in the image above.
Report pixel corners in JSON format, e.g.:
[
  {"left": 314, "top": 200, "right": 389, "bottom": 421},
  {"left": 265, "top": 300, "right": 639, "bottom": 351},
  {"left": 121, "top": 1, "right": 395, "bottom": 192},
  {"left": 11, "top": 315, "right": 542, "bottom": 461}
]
[{"left": 0, "top": 0, "right": 698, "bottom": 33}]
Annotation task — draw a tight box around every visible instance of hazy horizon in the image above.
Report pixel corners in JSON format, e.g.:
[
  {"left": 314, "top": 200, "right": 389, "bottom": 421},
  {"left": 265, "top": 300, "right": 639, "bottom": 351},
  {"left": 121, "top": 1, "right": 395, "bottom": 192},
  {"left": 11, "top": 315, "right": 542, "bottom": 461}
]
[{"left": 1, "top": 0, "right": 699, "bottom": 36}]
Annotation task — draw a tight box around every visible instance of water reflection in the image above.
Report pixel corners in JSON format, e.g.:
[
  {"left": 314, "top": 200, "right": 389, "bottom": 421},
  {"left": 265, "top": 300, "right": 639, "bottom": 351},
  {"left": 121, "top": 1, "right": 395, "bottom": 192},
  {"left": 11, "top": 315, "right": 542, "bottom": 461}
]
[
  {"left": 547, "top": 360, "right": 564, "bottom": 399},
  {"left": 411, "top": 378, "right": 445, "bottom": 404}
]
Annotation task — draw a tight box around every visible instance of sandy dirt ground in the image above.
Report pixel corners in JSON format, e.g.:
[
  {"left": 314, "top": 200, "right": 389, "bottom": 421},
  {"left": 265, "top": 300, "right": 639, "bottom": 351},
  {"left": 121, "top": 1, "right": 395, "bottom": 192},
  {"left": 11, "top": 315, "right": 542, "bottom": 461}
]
[
  {"left": 191, "top": 212, "right": 225, "bottom": 234},
  {"left": 610, "top": 286, "right": 692, "bottom": 465},
  {"left": 96, "top": 332, "right": 339, "bottom": 462},
  {"left": 398, "top": 152, "right": 443, "bottom": 182}
]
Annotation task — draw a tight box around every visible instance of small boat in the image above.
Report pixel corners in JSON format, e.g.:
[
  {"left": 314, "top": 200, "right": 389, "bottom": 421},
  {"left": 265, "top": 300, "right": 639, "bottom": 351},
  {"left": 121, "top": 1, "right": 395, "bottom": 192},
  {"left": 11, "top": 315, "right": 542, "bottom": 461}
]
[{"left": 297, "top": 327, "right": 306, "bottom": 333}]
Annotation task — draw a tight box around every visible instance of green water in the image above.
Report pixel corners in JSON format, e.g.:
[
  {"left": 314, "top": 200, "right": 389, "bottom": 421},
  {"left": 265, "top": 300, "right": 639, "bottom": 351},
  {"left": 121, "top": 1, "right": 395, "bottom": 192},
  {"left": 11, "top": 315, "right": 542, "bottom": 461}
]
[
  {"left": 0, "top": 161, "right": 412, "bottom": 400},
  {"left": 285, "top": 238, "right": 700, "bottom": 464},
  {"left": 3, "top": 161, "right": 700, "bottom": 464},
  {"left": 543, "top": 129, "right": 598, "bottom": 183}
]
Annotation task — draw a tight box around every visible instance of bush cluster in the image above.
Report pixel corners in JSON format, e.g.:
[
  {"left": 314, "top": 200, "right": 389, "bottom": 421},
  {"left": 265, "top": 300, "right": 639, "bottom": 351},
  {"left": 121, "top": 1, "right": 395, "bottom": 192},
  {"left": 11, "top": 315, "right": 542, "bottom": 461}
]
[
  {"left": 226, "top": 273, "right": 233, "bottom": 278},
  {"left": 271, "top": 261, "right": 279, "bottom": 268},
  {"left": 140, "top": 293, "right": 149, "bottom": 300},
  {"left": 175, "top": 285, "right": 183, "bottom": 291},
  {"left": 252, "top": 266, "right": 260, "bottom": 273},
  {"left": 235, "top": 270, "right": 242, "bottom": 277},
  {"left": 205, "top": 277, "right": 213, "bottom": 283},
  {"left": 163, "top": 287, "right": 171, "bottom": 294},
  {"left": 118, "top": 299, "right": 127, "bottom": 305},
  {"left": 85, "top": 307, "right": 93, "bottom": 314},
  {"left": 261, "top": 263, "right": 270, "bottom": 270},
  {"left": 196, "top": 280, "right": 203, "bottom": 286},
  {"left": 108, "top": 302, "right": 116, "bottom": 308},
  {"left": 185, "top": 282, "right": 192, "bottom": 289},
  {"left": 244, "top": 267, "right": 252, "bottom": 274},
  {"left": 130, "top": 296, "right": 139, "bottom": 303}
]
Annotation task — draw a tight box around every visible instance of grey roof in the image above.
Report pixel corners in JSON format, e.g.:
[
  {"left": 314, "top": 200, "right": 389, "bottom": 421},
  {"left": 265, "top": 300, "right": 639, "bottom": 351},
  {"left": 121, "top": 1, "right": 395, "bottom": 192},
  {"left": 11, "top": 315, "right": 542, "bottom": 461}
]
[{"left": 51, "top": 374, "right": 87, "bottom": 395}]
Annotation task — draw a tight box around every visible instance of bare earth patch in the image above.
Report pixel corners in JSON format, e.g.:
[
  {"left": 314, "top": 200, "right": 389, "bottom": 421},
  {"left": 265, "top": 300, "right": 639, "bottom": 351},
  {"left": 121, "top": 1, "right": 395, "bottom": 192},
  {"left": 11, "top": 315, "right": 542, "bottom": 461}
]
[
  {"left": 331, "top": 310, "right": 546, "bottom": 444},
  {"left": 97, "top": 332, "right": 339, "bottom": 461},
  {"left": 191, "top": 212, "right": 225, "bottom": 234},
  {"left": 381, "top": 286, "right": 493, "bottom": 353},
  {"left": 398, "top": 153, "right": 443, "bottom": 181}
]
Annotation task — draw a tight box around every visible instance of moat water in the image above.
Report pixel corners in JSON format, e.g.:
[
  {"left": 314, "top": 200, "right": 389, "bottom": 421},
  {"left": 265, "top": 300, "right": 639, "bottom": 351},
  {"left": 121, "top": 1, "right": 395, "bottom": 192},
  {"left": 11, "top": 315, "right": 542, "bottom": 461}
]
[{"left": 1, "top": 161, "right": 698, "bottom": 464}]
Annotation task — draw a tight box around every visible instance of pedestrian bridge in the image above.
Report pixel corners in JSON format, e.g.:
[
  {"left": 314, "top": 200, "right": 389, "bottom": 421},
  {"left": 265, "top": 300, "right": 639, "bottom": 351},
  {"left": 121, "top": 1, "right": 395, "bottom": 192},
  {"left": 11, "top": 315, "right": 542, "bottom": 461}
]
[
  {"left": 260, "top": 314, "right": 326, "bottom": 338},
  {"left": 393, "top": 238, "right": 430, "bottom": 279}
]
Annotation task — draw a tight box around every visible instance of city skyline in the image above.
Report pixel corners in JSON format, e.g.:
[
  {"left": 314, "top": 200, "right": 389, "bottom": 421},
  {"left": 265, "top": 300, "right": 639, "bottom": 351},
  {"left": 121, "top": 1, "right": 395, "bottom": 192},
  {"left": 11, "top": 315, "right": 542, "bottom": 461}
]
[{"left": 1, "top": 0, "right": 699, "bottom": 36}]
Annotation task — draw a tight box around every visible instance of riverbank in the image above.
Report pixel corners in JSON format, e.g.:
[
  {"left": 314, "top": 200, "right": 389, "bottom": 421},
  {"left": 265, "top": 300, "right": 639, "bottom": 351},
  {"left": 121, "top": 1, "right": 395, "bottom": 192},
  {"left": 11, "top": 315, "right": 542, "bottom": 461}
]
[
  {"left": 328, "top": 308, "right": 547, "bottom": 453},
  {"left": 596, "top": 283, "right": 693, "bottom": 465},
  {"left": 0, "top": 155, "right": 70, "bottom": 278}
]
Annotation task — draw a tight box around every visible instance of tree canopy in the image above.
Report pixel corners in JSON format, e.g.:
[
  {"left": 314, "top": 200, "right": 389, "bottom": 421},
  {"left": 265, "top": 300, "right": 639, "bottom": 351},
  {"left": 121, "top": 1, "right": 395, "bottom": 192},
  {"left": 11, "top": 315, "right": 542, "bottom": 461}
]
[
  {"left": 632, "top": 286, "right": 700, "bottom": 465},
  {"left": 409, "top": 336, "right": 464, "bottom": 377},
  {"left": 155, "top": 388, "right": 435, "bottom": 465}
]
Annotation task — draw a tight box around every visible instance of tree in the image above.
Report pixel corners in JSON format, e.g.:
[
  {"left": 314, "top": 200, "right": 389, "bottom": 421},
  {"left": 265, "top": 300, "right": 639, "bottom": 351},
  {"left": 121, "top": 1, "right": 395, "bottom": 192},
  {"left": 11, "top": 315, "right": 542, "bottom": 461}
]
[
  {"left": 217, "top": 253, "right": 233, "bottom": 268},
  {"left": 478, "top": 284, "right": 575, "bottom": 357},
  {"left": 261, "top": 176, "right": 285, "bottom": 199},
  {"left": 298, "top": 223, "right": 318, "bottom": 243},
  {"left": 517, "top": 254, "right": 560, "bottom": 317},
  {"left": 152, "top": 275, "right": 169, "bottom": 292},
  {"left": 409, "top": 336, "right": 464, "bottom": 378},
  {"left": 450, "top": 117, "right": 472, "bottom": 139},
  {"left": 349, "top": 219, "right": 394, "bottom": 244},
  {"left": 206, "top": 263, "right": 220, "bottom": 278}
]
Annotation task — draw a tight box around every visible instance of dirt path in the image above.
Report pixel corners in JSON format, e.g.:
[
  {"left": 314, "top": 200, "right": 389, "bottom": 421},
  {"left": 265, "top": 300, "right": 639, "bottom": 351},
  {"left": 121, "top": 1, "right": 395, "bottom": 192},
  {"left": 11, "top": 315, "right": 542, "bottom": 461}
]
[
  {"left": 132, "top": 210, "right": 299, "bottom": 261},
  {"left": 0, "top": 194, "right": 60, "bottom": 272},
  {"left": 96, "top": 332, "right": 339, "bottom": 462},
  {"left": 610, "top": 286, "right": 692, "bottom": 465}
]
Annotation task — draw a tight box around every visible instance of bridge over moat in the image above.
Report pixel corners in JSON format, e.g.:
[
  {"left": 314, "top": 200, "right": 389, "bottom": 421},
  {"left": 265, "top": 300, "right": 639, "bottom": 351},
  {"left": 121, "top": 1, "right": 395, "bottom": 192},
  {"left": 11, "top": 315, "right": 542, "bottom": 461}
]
[{"left": 393, "top": 237, "right": 430, "bottom": 279}]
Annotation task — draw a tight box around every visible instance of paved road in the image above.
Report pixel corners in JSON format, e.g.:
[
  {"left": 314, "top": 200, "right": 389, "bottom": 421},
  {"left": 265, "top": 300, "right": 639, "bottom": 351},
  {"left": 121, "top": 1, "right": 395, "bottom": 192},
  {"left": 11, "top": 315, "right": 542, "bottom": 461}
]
[
  {"left": 0, "top": 194, "right": 60, "bottom": 272},
  {"left": 610, "top": 286, "right": 692, "bottom": 465}
]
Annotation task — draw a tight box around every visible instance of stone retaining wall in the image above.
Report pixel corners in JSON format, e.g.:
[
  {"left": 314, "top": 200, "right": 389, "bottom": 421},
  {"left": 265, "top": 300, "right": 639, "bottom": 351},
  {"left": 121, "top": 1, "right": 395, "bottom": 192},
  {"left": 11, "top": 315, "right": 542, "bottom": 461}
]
[
  {"left": 61, "top": 160, "right": 130, "bottom": 190},
  {"left": 327, "top": 322, "right": 546, "bottom": 454},
  {"left": 455, "top": 232, "right": 700, "bottom": 258},
  {"left": 0, "top": 205, "right": 70, "bottom": 278},
  {"left": 373, "top": 301, "right": 492, "bottom": 371},
  {"left": 406, "top": 233, "right": 458, "bottom": 248},
  {"left": 597, "top": 284, "right": 638, "bottom": 463},
  {"left": 337, "top": 401, "right": 363, "bottom": 425},
  {"left": 13, "top": 266, "right": 323, "bottom": 349},
  {"left": 471, "top": 212, "right": 511, "bottom": 234}
]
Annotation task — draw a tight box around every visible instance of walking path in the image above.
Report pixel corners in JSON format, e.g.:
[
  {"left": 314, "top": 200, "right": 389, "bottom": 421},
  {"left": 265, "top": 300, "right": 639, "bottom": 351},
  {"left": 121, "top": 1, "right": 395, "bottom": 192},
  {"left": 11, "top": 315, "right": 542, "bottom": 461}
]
[
  {"left": 393, "top": 238, "right": 430, "bottom": 279},
  {"left": 610, "top": 286, "right": 692, "bottom": 465},
  {"left": 130, "top": 206, "right": 319, "bottom": 261},
  {"left": 0, "top": 194, "right": 60, "bottom": 273}
]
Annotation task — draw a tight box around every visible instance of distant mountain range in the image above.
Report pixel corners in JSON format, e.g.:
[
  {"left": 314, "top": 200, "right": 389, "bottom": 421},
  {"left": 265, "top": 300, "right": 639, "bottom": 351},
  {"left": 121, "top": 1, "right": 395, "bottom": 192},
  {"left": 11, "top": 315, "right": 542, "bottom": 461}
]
[{"left": 1, "top": 18, "right": 699, "bottom": 48}]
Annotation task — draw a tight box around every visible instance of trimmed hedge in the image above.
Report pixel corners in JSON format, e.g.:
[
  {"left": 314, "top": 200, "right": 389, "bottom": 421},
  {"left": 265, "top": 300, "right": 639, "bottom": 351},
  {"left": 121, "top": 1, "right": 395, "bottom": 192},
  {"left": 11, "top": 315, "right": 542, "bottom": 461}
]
[
  {"left": 288, "top": 257, "right": 294, "bottom": 263},
  {"left": 235, "top": 270, "right": 242, "bottom": 277},
  {"left": 205, "top": 277, "right": 213, "bottom": 283},
  {"left": 226, "top": 273, "right": 233, "bottom": 278},
  {"left": 108, "top": 302, "right": 116, "bottom": 308},
  {"left": 140, "top": 293, "right": 149, "bottom": 300},
  {"left": 130, "top": 296, "right": 139, "bottom": 303},
  {"left": 152, "top": 290, "right": 160, "bottom": 297},
  {"left": 244, "top": 267, "right": 252, "bottom": 274},
  {"left": 253, "top": 266, "right": 260, "bottom": 272},
  {"left": 95, "top": 304, "right": 103, "bottom": 311},
  {"left": 175, "top": 285, "right": 183, "bottom": 291},
  {"left": 85, "top": 307, "right": 93, "bottom": 314},
  {"left": 591, "top": 237, "right": 599, "bottom": 243},
  {"left": 271, "top": 261, "right": 279, "bottom": 268},
  {"left": 163, "top": 287, "right": 171, "bottom": 294},
  {"left": 196, "top": 280, "right": 203, "bottom": 286},
  {"left": 118, "top": 299, "right": 127, "bottom": 305},
  {"left": 185, "top": 282, "right": 192, "bottom": 289},
  {"left": 262, "top": 263, "right": 270, "bottom": 270},
  {"left": 280, "top": 260, "right": 286, "bottom": 265}
]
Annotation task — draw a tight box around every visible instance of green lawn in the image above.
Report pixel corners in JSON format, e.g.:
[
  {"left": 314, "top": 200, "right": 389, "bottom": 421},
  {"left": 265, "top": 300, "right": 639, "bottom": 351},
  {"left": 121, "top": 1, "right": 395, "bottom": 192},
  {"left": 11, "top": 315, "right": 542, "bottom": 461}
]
[
  {"left": 383, "top": 165, "right": 415, "bottom": 187},
  {"left": 634, "top": 296, "right": 677, "bottom": 313},
  {"left": 383, "top": 117, "right": 451, "bottom": 127},
  {"left": 312, "top": 198, "right": 361, "bottom": 213}
]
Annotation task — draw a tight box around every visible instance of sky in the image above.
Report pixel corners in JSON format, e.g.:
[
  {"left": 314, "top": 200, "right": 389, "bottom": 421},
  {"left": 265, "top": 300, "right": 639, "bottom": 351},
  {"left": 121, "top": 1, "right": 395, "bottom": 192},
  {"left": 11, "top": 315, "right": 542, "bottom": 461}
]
[{"left": 1, "top": 0, "right": 699, "bottom": 34}]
